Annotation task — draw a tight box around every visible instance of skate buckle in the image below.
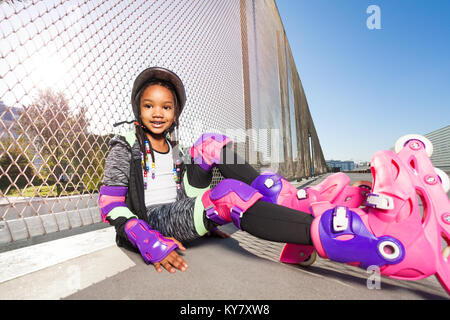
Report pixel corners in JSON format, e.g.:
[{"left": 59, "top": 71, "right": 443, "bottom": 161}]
[
  {"left": 365, "top": 193, "right": 394, "bottom": 210},
  {"left": 297, "top": 189, "right": 307, "bottom": 200},
  {"left": 333, "top": 207, "right": 349, "bottom": 232}
]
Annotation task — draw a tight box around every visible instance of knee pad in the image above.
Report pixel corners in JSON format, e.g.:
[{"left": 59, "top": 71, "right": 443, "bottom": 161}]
[
  {"left": 190, "top": 133, "right": 233, "bottom": 171},
  {"left": 251, "top": 171, "right": 298, "bottom": 205},
  {"left": 201, "top": 179, "right": 262, "bottom": 229}
]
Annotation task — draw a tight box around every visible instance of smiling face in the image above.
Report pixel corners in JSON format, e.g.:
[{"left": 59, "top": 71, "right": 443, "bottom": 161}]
[{"left": 139, "top": 84, "right": 176, "bottom": 136}]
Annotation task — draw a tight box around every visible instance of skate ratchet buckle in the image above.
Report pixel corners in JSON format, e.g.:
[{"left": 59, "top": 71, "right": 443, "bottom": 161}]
[
  {"left": 333, "top": 207, "right": 349, "bottom": 232},
  {"left": 365, "top": 193, "right": 394, "bottom": 210}
]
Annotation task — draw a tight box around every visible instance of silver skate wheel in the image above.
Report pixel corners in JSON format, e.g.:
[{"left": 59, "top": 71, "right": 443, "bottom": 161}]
[
  {"left": 299, "top": 250, "right": 317, "bottom": 267},
  {"left": 435, "top": 167, "right": 450, "bottom": 193},
  {"left": 394, "top": 134, "right": 433, "bottom": 157}
]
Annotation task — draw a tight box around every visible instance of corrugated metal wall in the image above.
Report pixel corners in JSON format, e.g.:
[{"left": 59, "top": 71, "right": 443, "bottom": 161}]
[{"left": 425, "top": 125, "right": 450, "bottom": 172}]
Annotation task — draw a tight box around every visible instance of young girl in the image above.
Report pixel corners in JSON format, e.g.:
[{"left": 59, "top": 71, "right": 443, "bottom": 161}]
[
  {"left": 99, "top": 66, "right": 318, "bottom": 273},
  {"left": 98, "top": 67, "right": 443, "bottom": 285}
]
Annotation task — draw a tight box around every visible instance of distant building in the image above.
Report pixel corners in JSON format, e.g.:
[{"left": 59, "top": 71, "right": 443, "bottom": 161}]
[
  {"left": 424, "top": 125, "right": 450, "bottom": 172},
  {"left": 355, "top": 161, "right": 370, "bottom": 168},
  {"left": 326, "top": 160, "right": 355, "bottom": 172}
]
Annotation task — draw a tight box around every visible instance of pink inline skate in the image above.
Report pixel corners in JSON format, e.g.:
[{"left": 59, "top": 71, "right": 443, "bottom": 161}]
[
  {"left": 310, "top": 134, "right": 450, "bottom": 294},
  {"left": 251, "top": 171, "right": 372, "bottom": 266}
]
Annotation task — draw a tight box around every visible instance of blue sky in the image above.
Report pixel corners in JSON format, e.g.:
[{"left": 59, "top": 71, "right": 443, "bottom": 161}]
[{"left": 275, "top": 0, "right": 450, "bottom": 162}]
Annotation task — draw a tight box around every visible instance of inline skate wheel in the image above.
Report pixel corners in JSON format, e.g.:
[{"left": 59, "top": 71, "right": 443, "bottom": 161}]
[
  {"left": 434, "top": 167, "right": 450, "bottom": 193},
  {"left": 394, "top": 134, "right": 433, "bottom": 157},
  {"left": 443, "top": 246, "right": 450, "bottom": 261},
  {"left": 299, "top": 250, "right": 317, "bottom": 267}
]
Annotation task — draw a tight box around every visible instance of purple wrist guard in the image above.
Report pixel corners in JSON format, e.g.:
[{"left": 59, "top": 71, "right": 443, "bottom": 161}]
[{"left": 124, "top": 219, "right": 179, "bottom": 264}]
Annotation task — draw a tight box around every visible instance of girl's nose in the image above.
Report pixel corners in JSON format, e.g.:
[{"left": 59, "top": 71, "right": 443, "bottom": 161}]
[{"left": 151, "top": 107, "right": 163, "bottom": 117}]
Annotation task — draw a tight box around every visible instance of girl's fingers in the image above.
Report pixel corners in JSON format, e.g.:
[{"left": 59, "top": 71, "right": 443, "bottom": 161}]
[
  {"left": 153, "top": 250, "right": 189, "bottom": 274},
  {"left": 162, "top": 260, "right": 175, "bottom": 273},
  {"left": 153, "top": 263, "right": 163, "bottom": 273},
  {"left": 167, "top": 252, "right": 188, "bottom": 271}
]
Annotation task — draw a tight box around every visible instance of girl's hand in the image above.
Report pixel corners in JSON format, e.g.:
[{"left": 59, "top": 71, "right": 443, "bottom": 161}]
[
  {"left": 206, "top": 228, "right": 230, "bottom": 239},
  {"left": 153, "top": 238, "right": 188, "bottom": 274}
]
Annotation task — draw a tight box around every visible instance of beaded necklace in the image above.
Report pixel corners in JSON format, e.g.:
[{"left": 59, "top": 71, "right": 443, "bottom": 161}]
[{"left": 142, "top": 139, "right": 180, "bottom": 190}]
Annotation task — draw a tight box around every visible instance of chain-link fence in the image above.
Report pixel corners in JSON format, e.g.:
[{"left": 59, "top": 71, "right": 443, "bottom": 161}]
[{"left": 0, "top": 0, "right": 326, "bottom": 244}]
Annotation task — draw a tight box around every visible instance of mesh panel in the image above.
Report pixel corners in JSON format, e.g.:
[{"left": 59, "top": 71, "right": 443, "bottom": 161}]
[{"left": 0, "top": 0, "right": 326, "bottom": 243}]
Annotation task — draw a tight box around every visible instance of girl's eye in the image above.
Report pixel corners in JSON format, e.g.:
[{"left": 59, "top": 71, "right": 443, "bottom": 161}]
[
  {"left": 163, "top": 105, "right": 172, "bottom": 110},
  {"left": 144, "top": 104, "right": 152, "bottom": 108}
]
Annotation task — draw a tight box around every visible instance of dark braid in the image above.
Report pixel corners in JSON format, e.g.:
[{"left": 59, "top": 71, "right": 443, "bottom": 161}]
[{"left": 133, "top": 80, "right": 180, "bottom": 172}]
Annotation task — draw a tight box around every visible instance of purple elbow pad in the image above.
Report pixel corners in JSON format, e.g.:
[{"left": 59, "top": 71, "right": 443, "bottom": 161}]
[
  {"left": 99, "top": 185, "right": 128, "bottom": 222},
  {"left": 124, "top": 219, "right": 179, "bottom": 264},
  {"left": 189, "top": 133, "right": 233, "bottom": 171}
]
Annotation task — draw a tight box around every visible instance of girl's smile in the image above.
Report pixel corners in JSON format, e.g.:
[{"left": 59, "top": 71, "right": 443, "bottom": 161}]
[{"left": 140, "top": 84, "right": 176, "bottom": 138}]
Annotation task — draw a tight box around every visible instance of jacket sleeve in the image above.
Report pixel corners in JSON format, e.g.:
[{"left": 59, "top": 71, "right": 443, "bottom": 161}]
[
  {"left": 100, "top": 135, "right": 138, "bottom": 246},
  {"left": 103, "top": 135, "right": 133, "bottom": 187}
]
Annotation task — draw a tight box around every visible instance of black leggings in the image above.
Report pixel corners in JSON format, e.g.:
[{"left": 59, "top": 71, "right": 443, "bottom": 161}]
[{"left": 186, "top": 146, "right": 313, "bottom": 246}]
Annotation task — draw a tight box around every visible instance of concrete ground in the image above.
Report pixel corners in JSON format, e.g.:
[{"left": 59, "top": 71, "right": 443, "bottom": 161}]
[{"left": 0, "top": 173, "right": 448, "bottom": 303}]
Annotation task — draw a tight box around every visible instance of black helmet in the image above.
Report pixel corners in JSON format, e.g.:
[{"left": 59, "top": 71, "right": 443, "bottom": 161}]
[{"left": 131, "top": 67, "right": 186, "bottom": 120}]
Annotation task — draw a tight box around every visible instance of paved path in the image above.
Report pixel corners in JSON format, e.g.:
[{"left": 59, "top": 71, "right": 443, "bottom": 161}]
[{"left": 0, "top": 173, "right": 448, "bottom": 301}]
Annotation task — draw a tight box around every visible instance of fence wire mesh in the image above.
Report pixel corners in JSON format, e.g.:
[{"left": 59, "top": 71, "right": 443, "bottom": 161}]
[{"left": 0, "top": 0, "right": 326, "bottom": 243}]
